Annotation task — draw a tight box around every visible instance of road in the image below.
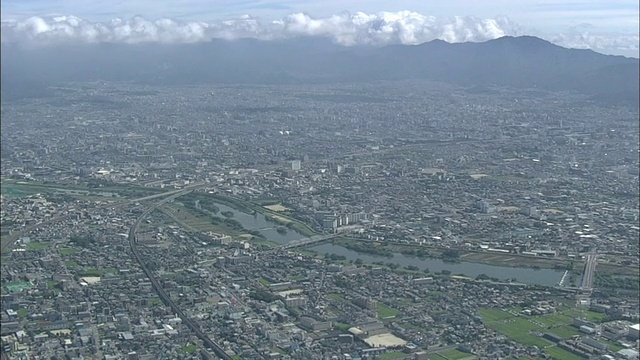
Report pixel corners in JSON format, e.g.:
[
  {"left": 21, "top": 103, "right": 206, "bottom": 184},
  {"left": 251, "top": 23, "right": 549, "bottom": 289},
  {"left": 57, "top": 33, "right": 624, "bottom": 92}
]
[
  {"left": 0, "top": 183, "right": 207, "bottom": 255},
  {"left": 92, "top": 324, "right": 103, "bottom": 359},
  {"left": 581, "top": 253, "right": 598, "bottom": 290},
  {"left": 127, "top": 189, "right": 232, "bottom": 360}
]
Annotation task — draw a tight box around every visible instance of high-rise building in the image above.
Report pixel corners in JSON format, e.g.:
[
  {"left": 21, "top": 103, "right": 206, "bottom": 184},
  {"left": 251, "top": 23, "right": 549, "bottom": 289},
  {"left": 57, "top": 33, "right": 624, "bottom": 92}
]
[{"left": 291, "top": 160, "right": 301, "bottom": 171}]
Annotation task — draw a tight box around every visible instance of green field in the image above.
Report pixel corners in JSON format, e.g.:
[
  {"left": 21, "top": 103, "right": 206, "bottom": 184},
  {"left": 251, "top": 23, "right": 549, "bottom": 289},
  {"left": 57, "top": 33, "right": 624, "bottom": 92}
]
[
  {"left": 480, "top": 309, "right": 553, "bottom": 347},
  {"left": 250, "top": 238, "right": 279, "bottom": 248},
  {"left": 479, "top": 308, "right": 514, "bottom": 321},
  {"left": 585, "top": 311, "right": 607, "bottom": 322},
  {"left": 379, "top": 351, "right": 408, "bottom": 360},
  {"left": 428, "top": 354, "right": 447, "bottom": 360},
  {"left": 1, "top": 182, "right": 52, "bottom": 197},
  {"left": 180, "top": 344, "right": 198, "bottom": 354},
  {"left": 377, "top": 303, "right": 401, "bottom": 318},
  {"left": 148, "top": 297, "right": 163, "bottom": 306},
  {"left": 160, "top": 204, "right": 218, "bottom": 233},
  {"left": 17, "top": 308, "right": 28, "bottom": 318},
  {"left": 4, "top": 282, "right": 32, "bottom": 293},
  {"left": 77, "top": 268, "right": 118, "bottom": 277},
  {"left": 478, "top": 307, "right": 609, "bottom": 359},
  {"left": 535, "top": 313, "right": 575, "bottom": 327},
  {"left": 549, "top": 325, "right": 580, "bottom": 339},
  {"left": 1, "top": 180, "right": 164, "bottom": 199},
  {"left": 489, "top": 317, "right": 553, "bottom": 347},
  {"left": 25, "top": 242, "right": 52, "bottom": 250},
  {"left": 544, "top": 346, "right": 585, "bottom": 360},
  {"left": 440, "top": 349, "right": 474, "bottom": 359}
]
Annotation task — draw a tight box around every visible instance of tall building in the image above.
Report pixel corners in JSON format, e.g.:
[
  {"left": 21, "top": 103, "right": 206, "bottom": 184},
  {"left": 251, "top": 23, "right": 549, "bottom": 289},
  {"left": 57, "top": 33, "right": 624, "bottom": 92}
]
[{"left": 291, "top": 160, "right": 301, "bottom": 171}]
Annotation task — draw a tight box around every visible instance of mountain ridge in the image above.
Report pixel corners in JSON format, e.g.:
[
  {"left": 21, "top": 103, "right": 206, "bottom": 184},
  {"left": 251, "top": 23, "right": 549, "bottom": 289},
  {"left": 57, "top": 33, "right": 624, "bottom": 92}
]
[{"left": 2, "top": 35, "right": 638, "bottom": 107}]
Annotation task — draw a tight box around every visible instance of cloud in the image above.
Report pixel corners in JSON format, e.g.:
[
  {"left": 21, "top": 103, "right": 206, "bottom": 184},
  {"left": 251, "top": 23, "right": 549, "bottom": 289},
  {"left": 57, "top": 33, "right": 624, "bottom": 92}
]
[
  {"left": 550, "top": 31, "right": 639, "bottom": 56},
  {"left": 1, "top": 11, "right": 637, "bottom": 57},
  {"left": 0, "top": 11, "right": 518, "bottom": 46}
]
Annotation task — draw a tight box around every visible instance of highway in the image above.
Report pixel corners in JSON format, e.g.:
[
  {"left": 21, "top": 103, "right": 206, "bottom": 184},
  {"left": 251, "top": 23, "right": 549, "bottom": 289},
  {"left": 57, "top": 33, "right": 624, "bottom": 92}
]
[
  {"left": 580, "top": 253, "right": 598, "bottom": 290},
  {"left": 127, "top": 189, "right": 232, "bottom": 360},
  {"left": 0, "top": 183, "right": 207, "bottom": 255}
]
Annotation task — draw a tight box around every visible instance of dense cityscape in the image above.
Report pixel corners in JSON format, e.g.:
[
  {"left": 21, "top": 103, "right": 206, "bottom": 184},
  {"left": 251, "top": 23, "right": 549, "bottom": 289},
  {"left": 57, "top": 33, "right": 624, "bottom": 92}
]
[{"left": 1, "top": 79, "right": 639, "bottom": 360}]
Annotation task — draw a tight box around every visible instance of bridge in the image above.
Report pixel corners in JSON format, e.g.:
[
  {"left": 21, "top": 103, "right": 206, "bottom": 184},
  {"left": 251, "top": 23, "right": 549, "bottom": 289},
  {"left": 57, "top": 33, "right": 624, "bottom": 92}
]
[
  {"left": 274, "top": 233, "right": 341, "bottom": 251},
  {"left": 580, "top": 253, "right": 598, "bottom": 291}
]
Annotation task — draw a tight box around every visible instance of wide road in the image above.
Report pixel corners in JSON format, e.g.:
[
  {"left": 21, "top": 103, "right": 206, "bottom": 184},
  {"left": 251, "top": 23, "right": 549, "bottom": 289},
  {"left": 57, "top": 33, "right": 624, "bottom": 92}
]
[
  {"left": 127, "top": 189, "right": 232, "bottom": 360},
  {"left": 0, "top": 183, "right": 206, "bottom": 255},
  {"left": 581, "top": 253, "right": 598, "bottom": 290}
]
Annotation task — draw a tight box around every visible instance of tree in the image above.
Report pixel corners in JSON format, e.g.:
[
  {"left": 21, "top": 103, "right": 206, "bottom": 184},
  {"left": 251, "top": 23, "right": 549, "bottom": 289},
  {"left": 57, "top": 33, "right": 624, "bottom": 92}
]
[{"left": 441, "top": 249, "right": 460, "bottom": 259}]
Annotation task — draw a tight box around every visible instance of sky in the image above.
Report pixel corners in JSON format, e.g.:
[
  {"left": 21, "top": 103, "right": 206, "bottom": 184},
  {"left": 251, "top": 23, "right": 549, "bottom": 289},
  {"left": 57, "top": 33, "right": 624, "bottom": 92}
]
[{"left": 1, "top": 0, "right": 639, "bottom": 57}]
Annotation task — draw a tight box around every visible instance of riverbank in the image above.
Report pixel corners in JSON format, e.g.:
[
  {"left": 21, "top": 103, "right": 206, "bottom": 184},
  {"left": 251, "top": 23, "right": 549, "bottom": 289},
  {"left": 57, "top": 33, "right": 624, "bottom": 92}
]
[
  {"left": 309, "top": 242, "right": 565, "bottom": 286},
  {"left": 325, "top": 237, "right": 637, "bottom": 276},
  {"left": 205, "top": 193, "right": 318, "bottom": 237}
]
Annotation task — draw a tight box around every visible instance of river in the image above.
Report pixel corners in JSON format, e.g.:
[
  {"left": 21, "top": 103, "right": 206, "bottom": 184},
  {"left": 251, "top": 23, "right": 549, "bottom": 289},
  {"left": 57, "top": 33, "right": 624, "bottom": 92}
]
[
  {"left": 213, "top": 201, "right": 565, "bottom": 287},
  {"left": 310, "top": 243, "right": 564, "bottom": 287},
  {"left": 214, "top": 202, "right": 305, "bottom": 243}
]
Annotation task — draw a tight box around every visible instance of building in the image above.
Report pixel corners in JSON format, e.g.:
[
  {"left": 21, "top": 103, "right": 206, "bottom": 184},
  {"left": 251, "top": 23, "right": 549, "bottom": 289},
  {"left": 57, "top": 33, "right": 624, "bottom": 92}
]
[
  {"left": 353, "top": 297, "right": 378, "bottom": 310},
  {"left": 284, "top": 296, "right": 307, "bottom": 308},
  {"left": 629, "top": 324, "right": 640, "bottom": 340},
  {"left": 299, "top": 317, "right": 331, "bottom": 332}
]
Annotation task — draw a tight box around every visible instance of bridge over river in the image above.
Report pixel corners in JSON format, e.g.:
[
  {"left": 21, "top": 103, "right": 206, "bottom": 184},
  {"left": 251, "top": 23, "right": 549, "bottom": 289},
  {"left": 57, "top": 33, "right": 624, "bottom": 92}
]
[{"left": 274, "top": 233, "right": 341, "bottom": 251}]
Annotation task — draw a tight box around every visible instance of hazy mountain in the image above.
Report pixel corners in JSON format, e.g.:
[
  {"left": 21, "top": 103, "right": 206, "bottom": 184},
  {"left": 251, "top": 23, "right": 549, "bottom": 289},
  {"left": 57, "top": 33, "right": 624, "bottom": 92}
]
[{"left": 2, "top": 36, "right": 638, "bottom": 107}]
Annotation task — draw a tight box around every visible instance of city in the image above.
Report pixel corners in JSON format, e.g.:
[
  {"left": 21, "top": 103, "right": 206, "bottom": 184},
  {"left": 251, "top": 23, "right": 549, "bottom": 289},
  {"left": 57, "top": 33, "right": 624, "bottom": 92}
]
[{"left": 1, "top": 79, "right": 638, "bottom": 360}]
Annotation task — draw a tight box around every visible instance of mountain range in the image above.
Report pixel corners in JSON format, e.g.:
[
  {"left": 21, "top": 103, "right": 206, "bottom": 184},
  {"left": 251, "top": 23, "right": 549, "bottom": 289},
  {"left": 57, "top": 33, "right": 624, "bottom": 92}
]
[{"left": 2, "top": 36, "right": 638, "bottom": 107}]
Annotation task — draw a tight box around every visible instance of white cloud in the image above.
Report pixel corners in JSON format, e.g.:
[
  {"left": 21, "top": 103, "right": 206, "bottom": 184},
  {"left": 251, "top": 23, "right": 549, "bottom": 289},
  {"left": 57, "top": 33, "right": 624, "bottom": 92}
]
[
  {"left": 550, "top": 32, "right": 639, "bottom": 56},
  {"left": 0, "top": 11, "right": 518, "bottom": 46},
  {"left": 1, "top": 11, "right": 637, "bottom": 57}
]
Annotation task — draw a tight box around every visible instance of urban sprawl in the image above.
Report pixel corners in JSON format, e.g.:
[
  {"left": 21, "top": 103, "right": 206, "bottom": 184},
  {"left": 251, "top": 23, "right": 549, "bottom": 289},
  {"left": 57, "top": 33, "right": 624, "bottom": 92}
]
[{"left": 1, "top": 81, "right": 639, "bottom": 360}]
